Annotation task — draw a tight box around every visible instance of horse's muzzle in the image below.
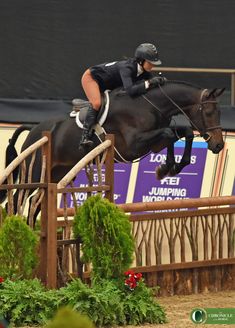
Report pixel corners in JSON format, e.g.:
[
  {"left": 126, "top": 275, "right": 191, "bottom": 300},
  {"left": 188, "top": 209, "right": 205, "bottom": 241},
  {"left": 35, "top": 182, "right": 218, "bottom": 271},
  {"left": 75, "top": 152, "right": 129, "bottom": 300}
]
[
  {"left": 211, "top": 142, "right": 224, "bottom": 154},
  {"left": 204, "top": 129, "right": 224, "bottom": 154}
]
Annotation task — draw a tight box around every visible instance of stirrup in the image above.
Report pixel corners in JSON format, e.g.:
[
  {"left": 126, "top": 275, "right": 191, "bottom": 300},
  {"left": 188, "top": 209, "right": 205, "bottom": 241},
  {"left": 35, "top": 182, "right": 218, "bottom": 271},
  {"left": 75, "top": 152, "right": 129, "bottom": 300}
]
[
  {"left": 80, "top": 130, "right": 94, "bottom": 147},
  {"left": 80, "top": 138, "right": 93, "bottom": 146}
]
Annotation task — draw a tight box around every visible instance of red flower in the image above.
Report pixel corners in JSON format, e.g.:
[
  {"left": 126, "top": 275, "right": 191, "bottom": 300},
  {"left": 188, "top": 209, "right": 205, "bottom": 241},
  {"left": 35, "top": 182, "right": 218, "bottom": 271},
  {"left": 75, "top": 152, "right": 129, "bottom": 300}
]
[
  {"left": 0, "top": 277, "right": 4, "bottom": 284},
  {"left": 134, "top": 273, "right": 142, "bottom": 281},
  {"left": 124, "top": 270, "right": 134, "bottom": 276},
  {"left": 125, "top": 277, "right": 137, "bottom": 290},
  {"left": 124, "top": 270, "right": 142, "bottom": 290}
]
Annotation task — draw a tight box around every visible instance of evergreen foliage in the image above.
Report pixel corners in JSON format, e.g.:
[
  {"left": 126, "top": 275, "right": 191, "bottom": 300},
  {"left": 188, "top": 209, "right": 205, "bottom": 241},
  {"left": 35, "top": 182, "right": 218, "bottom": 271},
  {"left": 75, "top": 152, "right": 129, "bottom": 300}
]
[
  {"left": 45, "top": 307, "right": 94, "bottom": 328},
  {"left": 73, "top": 194, "right": 135, "bottom": 280},
  {"left": 0, "top": 215, "right": 38, "bottom": 279},
  {"left": 0, "top": 206, "right": 7, "bottom": 226}
]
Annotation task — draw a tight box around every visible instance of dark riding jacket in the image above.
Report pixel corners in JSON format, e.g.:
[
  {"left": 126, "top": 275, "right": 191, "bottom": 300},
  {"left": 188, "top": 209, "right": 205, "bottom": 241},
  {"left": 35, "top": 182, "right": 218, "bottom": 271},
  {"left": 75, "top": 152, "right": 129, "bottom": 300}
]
[{"left": 90, "top": 58, "right": 155, "bottom": 96}]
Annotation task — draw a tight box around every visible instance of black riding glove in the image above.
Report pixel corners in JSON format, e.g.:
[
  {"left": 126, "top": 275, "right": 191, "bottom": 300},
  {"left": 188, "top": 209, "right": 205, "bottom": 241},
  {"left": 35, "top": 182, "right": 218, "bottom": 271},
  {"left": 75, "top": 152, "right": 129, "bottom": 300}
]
[{"left": 149, "top": 76, "right": 166, "bottom": 88}]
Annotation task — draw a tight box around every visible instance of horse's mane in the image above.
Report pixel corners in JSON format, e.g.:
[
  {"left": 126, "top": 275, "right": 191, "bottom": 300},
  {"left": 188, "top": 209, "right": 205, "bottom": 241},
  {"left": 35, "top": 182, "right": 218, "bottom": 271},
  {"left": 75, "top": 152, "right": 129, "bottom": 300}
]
[
  {"left": 164, "top": 80, "right": 202, "bottom": 90},
  {"left": 110, "top": 79, "right": 202, "bottom": 98}
]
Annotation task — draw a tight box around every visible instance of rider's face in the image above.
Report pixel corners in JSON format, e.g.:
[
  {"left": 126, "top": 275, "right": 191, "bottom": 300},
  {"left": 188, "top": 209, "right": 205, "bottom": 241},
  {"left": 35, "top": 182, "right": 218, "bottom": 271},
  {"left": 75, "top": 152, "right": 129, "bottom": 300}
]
[{"left": 142, "top": 61, "right": 155, "bottom": 72}]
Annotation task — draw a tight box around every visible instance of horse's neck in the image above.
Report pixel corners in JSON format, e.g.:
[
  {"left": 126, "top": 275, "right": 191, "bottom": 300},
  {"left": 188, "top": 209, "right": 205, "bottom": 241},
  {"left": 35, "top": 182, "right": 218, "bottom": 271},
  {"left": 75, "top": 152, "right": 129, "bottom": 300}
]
[{"left": 151, "top": 84, "right": 200, "bottom": 114}]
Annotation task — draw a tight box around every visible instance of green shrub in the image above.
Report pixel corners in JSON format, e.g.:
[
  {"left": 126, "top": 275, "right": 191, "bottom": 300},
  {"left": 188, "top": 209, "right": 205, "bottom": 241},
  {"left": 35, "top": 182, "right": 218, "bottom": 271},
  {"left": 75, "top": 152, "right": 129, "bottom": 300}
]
[
  {"left": 123, "top": 280, "right": 166, "bottom": 325},
  {"left": 0, "top": 277, "right": 166, "bottom": 327},
  {"left": 0, "top": 278, "right": 58, "bottom": 327},
  {"left": 58, "top": 278, "right": 166, "bottom": 326},
  {"left": 45, "top": 307, "right": 94, "bottom": 328},
  {"left": 0, "top": 215, "right": 38, "bottom": 279},
  {"left": 73, "top": 194, "right": 135, "bottom": 280},
  {"left": 57, "top": 278, "right": 126, "bottom": 326}
]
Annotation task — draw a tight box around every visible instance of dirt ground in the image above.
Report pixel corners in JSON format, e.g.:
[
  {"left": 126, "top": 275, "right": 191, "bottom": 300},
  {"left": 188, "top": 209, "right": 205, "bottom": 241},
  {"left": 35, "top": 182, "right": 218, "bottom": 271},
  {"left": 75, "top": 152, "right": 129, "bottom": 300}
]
[{"left": 121, "top": 290, "right": 235, "bottom": 328}]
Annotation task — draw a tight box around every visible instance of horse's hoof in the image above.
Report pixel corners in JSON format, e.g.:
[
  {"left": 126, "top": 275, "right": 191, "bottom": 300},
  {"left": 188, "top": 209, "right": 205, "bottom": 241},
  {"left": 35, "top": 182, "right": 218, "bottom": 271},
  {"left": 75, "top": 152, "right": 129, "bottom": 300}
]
[{"left": 156, "top": 166, "right": 167, "bottom": 180}]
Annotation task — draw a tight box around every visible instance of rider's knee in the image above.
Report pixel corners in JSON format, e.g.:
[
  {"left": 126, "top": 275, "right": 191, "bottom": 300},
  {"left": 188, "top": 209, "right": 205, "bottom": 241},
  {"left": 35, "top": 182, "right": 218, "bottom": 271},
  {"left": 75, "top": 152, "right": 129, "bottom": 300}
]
[{"left": 91, "top": 99, "right": 101, "bottom": 111}]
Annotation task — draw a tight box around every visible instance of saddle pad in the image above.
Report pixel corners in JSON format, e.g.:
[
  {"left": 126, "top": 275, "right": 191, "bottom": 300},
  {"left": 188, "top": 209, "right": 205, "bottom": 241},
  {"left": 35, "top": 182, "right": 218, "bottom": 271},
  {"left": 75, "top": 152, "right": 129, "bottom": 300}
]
[{"left": 70, "top": 90, "right": 110, "bottom": 129}]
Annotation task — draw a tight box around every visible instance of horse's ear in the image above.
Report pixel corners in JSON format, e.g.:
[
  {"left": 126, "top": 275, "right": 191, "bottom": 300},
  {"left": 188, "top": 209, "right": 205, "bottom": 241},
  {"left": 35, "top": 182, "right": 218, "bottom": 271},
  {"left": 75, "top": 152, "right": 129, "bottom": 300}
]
[
  {"left": 207, "top": 88, "right": 217, "bottom": 98},
  {"left": 214, "top": 87, "right": 226, "bottom": 98},
  {"left": 207, "top": 87, "right": 225, "bottom": 98}
]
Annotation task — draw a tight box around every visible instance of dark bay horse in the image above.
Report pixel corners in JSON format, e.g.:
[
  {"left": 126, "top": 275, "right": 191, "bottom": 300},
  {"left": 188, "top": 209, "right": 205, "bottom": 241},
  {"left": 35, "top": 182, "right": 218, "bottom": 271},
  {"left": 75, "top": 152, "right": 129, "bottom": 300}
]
[{"left": 0, "top": 81, "right": 224, "bottom": 204}]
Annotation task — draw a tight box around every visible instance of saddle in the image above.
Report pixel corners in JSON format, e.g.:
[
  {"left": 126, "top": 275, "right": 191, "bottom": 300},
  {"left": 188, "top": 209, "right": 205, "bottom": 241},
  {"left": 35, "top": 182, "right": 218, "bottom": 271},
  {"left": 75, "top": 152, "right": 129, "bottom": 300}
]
[{"left": 70, "top": 90, "right": 110, "bottom": 128}]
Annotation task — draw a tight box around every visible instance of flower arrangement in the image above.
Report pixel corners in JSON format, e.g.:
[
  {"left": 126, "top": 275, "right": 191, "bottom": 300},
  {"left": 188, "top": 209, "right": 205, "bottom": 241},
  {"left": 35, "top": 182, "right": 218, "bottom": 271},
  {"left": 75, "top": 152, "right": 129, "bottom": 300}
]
[{"left": 124, "top": 270, "right": 142, "bottom": 291}]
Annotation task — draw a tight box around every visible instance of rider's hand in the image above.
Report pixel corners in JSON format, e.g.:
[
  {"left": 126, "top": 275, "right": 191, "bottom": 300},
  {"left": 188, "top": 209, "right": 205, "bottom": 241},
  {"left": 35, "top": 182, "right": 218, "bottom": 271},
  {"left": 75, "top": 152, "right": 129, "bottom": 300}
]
[{"left": 149, "top": 76, "right": 166, "bottom": 87}]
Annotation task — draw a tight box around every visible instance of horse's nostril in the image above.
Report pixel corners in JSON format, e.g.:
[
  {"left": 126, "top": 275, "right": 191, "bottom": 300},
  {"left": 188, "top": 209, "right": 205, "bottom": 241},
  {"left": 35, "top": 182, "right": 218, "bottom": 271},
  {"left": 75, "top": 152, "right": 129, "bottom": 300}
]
[
  {"left": 219, "top": 143, "right": 224, "bottom": 149},
  {"left": 215, "top": 143, "right": 224, "bottom": 152}
]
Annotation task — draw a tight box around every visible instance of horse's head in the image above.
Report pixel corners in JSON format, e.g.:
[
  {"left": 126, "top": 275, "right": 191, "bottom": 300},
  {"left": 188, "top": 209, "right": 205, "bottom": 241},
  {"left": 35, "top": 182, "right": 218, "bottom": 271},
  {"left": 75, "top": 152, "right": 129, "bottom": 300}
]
[{"left": 190, "top": 88, "right": 225, "bottom": 154}]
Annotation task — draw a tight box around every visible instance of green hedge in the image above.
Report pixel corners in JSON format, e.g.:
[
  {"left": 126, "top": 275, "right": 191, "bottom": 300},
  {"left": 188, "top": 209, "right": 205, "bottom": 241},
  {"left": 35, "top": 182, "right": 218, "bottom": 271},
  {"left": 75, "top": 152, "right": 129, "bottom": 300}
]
[{"left": 0, "top": 278, "right": 166, "bottom": 327}]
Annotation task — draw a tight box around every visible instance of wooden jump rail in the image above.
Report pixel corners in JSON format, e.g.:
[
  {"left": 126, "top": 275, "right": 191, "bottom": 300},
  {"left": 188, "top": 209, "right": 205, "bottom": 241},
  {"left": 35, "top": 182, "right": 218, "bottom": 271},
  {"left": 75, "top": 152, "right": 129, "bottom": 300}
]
[
  {"left": 118, "top": 195, "right": 235, "bottom": 212},
  {"left": 57, "top": 138, "right": 113, "bottom": 189},
  {"left": 153, "top": 66, "right": 235, "bottom": 106},
  {"left": 57, "top": 194, "right": 235, "bottom": 218},
  {"left": 0, "top": 136, "right": 48, "bottom": 185},
  {"left": 0, "top": 134, "right": 50, "bottom": 218}
]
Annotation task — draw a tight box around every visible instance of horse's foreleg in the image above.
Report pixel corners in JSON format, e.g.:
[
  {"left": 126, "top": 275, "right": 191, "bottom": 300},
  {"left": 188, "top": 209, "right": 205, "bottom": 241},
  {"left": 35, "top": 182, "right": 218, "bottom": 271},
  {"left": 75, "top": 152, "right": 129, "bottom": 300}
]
[
  {"left": 169, "top": 127, "right": 194, "bottom": 176},
  {"left": 137, "top": 127, "right": 177, "bottom": 179},
  {"left": 156, "top": 142, "right": 175, "bottom": 179}
]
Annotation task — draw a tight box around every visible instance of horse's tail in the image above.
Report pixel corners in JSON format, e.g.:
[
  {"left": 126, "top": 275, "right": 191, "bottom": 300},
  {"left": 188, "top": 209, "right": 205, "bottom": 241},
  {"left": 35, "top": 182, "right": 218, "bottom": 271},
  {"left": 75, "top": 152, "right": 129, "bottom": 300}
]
[{"left": 0, "top": 124, "right": 35, "bottom": 203}]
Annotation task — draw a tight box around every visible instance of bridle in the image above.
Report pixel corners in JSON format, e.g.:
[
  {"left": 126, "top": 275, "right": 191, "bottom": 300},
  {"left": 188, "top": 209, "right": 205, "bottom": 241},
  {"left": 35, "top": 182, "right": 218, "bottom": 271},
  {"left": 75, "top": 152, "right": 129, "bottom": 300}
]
[
  {"left": 142, "top": 86, "right": 221, "bottom": 142},
  {"left": 192, "top": 88, "right": 221, "bottom": 141}
]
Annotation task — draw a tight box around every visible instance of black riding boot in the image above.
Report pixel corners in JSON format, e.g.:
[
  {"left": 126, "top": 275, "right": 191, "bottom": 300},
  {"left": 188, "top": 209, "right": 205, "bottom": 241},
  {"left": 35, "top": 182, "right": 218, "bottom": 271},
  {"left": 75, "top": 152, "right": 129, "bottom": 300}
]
[{"left": 80, "top": 106, "right": 98, "bottom": 147}]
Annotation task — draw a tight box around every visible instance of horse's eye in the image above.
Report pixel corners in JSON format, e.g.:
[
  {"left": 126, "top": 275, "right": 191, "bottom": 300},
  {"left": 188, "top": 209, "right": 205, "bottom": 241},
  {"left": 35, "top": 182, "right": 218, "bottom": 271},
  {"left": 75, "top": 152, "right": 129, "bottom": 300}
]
[{"left": 204, "top": 106, "right": 214, "bottom": 115}]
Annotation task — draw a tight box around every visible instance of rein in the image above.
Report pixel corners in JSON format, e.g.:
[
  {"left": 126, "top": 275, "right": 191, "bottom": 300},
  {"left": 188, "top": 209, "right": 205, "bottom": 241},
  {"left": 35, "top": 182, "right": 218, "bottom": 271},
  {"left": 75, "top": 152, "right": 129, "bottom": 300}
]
[
  {"left": 143, "top": 85, "right": 220, "bottom": 141},
  {"left": 96, "top": 129, "right": 150, "bottom": 164}
]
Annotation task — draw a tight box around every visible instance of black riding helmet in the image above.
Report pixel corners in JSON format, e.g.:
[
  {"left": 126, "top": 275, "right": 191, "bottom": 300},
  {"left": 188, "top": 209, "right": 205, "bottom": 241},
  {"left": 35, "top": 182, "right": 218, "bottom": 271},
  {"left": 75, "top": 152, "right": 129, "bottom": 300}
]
[{"left": 135, "top": 43, "right": 162, "bottom": 65}]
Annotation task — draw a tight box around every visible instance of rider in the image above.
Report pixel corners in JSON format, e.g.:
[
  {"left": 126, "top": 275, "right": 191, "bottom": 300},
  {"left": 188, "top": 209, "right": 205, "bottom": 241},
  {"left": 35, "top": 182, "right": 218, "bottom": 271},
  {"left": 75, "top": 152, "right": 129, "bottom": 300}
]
[{"left": 80, "top": 43, "right": 165, "bottom": 147}]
